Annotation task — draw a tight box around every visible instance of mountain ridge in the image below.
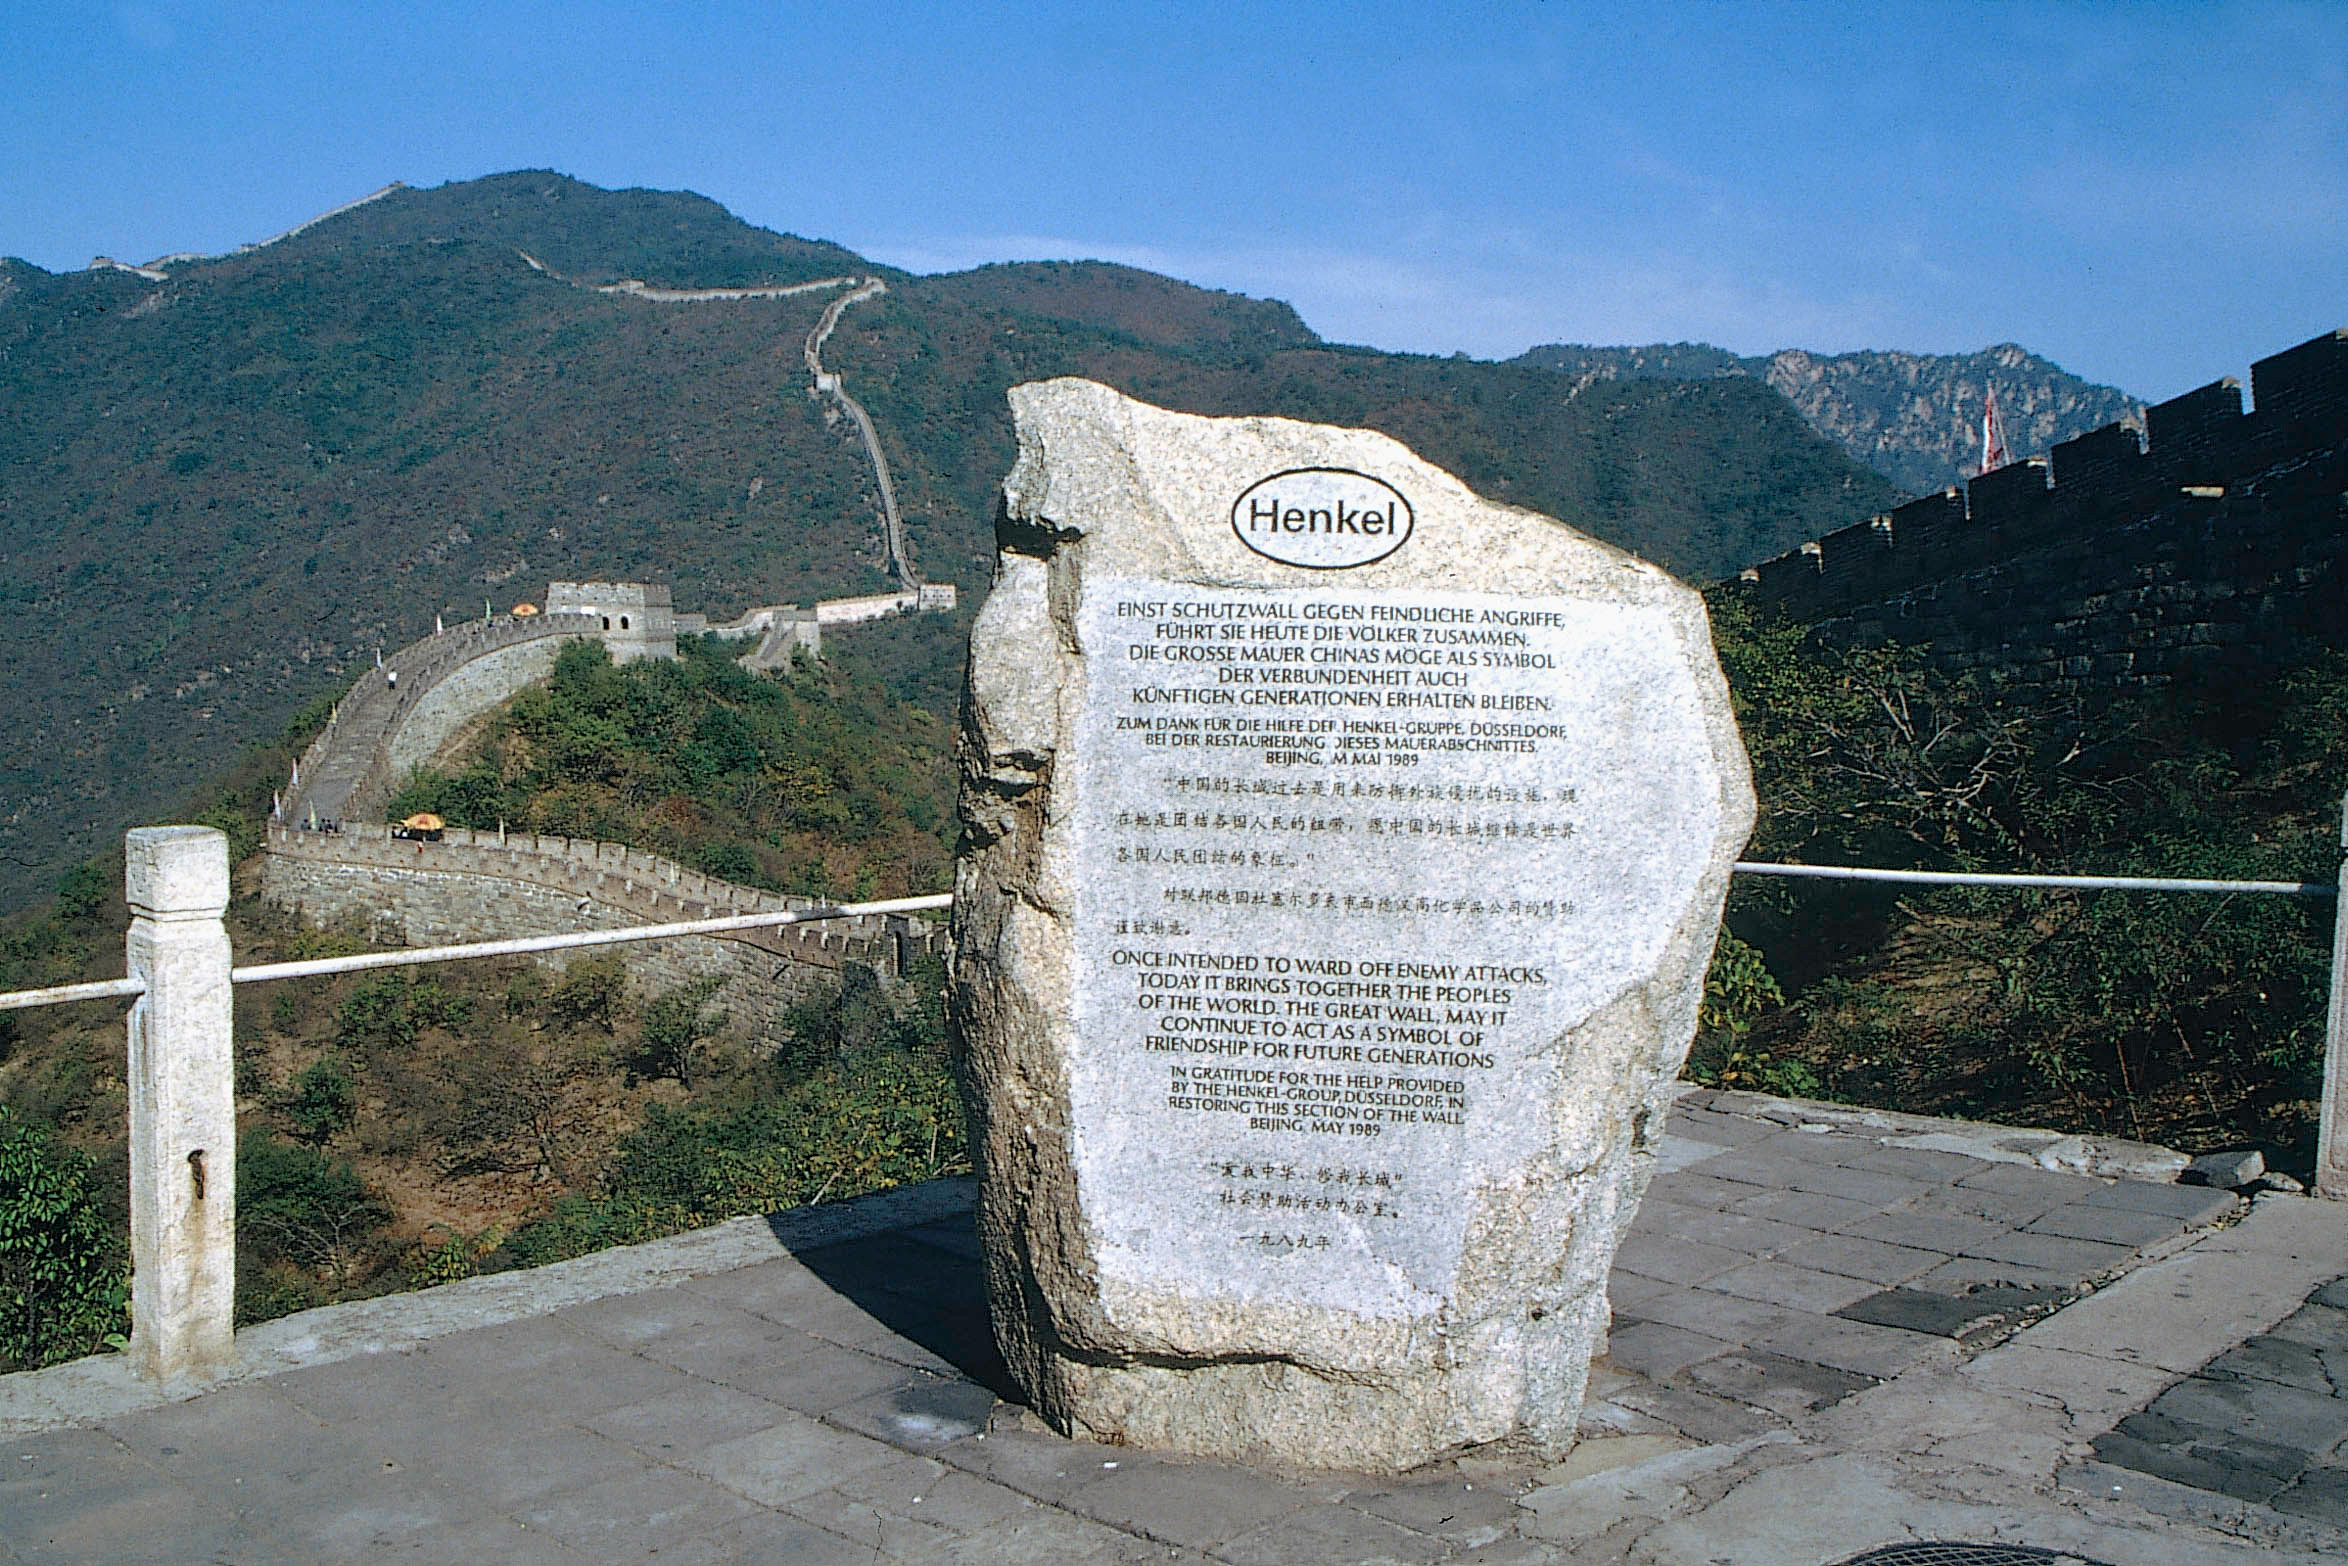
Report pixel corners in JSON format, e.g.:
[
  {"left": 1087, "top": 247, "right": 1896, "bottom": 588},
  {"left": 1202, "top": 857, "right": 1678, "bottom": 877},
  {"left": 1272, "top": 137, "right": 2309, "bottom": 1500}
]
[
  {"left": 1515, "top": 340, "right": 2143, "bottom": 497},
  {"left": 1, "top": 170, "right": 1902, "bottom": 906}
]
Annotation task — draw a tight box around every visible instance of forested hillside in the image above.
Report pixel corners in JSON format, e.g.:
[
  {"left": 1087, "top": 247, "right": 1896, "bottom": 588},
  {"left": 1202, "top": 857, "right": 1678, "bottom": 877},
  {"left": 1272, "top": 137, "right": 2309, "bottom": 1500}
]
[{"left": 0, "top": 170, "right": 1897, "bottom": 906}]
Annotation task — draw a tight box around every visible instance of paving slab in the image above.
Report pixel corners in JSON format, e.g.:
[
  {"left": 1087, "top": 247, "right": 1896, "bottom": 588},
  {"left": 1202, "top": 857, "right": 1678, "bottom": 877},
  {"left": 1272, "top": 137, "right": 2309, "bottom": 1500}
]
[{"left": 0, "top": 1089, "right": 2313, "bottom": 1563}]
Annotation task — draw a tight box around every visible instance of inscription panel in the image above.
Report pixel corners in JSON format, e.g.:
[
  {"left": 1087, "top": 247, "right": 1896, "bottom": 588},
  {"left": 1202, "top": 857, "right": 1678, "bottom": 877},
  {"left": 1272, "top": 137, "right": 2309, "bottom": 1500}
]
[{"left": 1066, "top": 576, "right": 1719, "bottom": 1317}]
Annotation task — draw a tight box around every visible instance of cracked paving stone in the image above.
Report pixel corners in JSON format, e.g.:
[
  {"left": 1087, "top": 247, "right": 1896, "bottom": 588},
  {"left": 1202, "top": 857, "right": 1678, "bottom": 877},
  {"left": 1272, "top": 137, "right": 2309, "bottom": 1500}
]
[
  {"left": 2271, "top": 1462, "right": 2348, "bottom": 1529},
  {"left": 1835, "top": 1284, "right": 2071, "bottom": 1340},
  {"left": 1683, "top": 1350, "right": 1877, "bottom": 1417},
  {"left": 2093, "top": 1409, "right": 2307, "bottom": 1504},
  {"left": 2202, "top": 1333, "right": 2339, "bottom": 1394}
]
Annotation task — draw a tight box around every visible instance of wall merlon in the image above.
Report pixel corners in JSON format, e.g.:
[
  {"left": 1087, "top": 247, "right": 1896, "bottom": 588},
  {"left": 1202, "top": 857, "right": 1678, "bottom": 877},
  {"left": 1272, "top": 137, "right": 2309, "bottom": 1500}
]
[
  {"left": 2252, "top": 328, "right": 2348, "bottom": 437},
  {"left": 2050, "top": 421, "right": 2147, "bottom": 495}
]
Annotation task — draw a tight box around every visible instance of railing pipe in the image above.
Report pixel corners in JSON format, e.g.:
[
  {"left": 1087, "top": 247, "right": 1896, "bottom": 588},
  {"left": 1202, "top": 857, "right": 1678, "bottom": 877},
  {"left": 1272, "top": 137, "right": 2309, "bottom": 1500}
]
[
  {"left": 0, "top": 975, "right": 145, "bottom": 1011},
  {"left": 1733, "top": 861, "right": 2334, "bottom": 897}
]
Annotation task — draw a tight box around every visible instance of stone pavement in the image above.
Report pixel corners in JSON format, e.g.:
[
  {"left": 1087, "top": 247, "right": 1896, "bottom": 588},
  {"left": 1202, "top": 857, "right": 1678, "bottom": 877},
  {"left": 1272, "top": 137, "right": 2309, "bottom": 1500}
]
[{"left": 5, "top": 1087, "right": 2345, "bottom": 1564}]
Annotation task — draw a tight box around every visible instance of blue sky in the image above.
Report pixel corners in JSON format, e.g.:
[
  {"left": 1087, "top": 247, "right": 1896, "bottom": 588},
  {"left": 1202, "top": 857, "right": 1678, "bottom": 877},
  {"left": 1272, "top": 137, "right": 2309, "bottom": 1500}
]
[{"left": 3, "top": 1, "right": 2340, "bottom": 401}]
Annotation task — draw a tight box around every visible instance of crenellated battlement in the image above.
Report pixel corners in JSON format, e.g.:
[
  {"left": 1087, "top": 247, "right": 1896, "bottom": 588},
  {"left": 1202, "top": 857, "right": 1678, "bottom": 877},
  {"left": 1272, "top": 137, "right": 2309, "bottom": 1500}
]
[{"left": 1738, "top": 328, "right": 2348, "bottom": 698}]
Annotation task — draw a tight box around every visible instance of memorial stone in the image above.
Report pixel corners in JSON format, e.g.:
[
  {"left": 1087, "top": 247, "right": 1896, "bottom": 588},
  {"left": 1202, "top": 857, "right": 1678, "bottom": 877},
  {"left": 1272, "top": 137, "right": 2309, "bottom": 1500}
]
[{"left": 952, "top": 379, "right": 1754, "bottom": 1470}]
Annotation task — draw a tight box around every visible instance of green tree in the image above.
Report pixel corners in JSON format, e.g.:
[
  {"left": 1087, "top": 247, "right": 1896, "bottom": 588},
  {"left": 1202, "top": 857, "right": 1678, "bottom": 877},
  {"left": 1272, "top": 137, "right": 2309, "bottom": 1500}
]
[{"left": 0, "top": 1107, "right": 128, "bottom": 1372}]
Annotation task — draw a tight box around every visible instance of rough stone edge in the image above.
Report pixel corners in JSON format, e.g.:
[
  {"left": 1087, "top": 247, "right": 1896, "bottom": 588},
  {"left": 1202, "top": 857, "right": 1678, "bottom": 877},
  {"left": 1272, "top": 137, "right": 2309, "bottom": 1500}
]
[
  {"left": 0, "top": 1176, "right": 976, "bottom": 1435},
  {"left": 1692, "top": 1087, "right": 2194, "bottom": 1181}
]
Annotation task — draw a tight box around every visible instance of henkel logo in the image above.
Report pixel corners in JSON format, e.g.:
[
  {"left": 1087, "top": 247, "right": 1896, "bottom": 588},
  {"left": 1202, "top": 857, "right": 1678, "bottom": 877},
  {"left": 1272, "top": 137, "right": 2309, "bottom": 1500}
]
[{"left": 1230, "top": 468, "right": 1414, "bottom": 569}]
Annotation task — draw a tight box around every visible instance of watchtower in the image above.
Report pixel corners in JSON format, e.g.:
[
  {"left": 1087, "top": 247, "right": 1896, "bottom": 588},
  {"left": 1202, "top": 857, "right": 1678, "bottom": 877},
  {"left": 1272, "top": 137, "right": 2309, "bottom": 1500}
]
[{"left": 545, "top": 581, "right": 677, "bottom": 663}]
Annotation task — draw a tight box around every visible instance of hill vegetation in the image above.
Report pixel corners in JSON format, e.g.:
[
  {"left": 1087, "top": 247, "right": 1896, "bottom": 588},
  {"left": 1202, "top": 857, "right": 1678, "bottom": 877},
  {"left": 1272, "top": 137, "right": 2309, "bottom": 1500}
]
[
  {"left": 0, "top": 169, "right": 1900, "bottom": 907},
  {"left": 1695, "top": 593, "right": 2343, "bottom": 1165},
  {"left": 388, "top": 635, "right": 956, "bottom": 900}
]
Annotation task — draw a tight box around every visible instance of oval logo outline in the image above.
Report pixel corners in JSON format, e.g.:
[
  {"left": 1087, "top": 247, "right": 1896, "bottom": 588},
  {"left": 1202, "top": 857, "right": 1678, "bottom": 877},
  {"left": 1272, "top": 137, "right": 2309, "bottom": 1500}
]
[{"left": 1229, "top": 467, "right": 1415, "bottom": 570}]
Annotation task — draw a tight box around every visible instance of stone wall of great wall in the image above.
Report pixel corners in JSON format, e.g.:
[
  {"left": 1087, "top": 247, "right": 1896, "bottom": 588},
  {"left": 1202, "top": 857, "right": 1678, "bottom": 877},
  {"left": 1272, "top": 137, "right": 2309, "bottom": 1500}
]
[
  {"left": 269, "top": 592, "right": 949, "bottom": 1022},
  {"left": 1739, "top": 327, "right": 2348, "bottom": 699},
  {"left": 260, "top": 824, "right": 945, "bottom": 1035}
]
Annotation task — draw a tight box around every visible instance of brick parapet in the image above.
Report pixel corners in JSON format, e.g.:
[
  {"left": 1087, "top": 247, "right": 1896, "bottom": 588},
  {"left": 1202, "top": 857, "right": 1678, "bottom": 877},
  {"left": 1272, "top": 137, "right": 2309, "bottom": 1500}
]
[{"left": 1738, "top": 327, "right": 2348, "bottom": 696}]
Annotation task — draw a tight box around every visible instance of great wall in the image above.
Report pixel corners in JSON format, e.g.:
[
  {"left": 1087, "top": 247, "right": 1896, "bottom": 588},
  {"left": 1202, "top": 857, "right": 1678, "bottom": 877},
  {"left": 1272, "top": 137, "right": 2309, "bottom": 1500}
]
[
  {"left": 1739, "top": 326, "right": 2348, "bottom": 699},
  {"left": 266, "top": 581, "right": 948, "bottom": 1034}
]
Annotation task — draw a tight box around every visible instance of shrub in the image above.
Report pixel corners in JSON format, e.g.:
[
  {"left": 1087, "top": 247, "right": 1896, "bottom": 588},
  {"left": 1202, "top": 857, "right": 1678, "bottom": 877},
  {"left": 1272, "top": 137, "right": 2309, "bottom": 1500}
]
[
  {"left": 282, "top": 1057, "right": 358, "bottom": 1144},
  {"left": 237, "top": 1133, "right": 391, "bottom": 1293},
  {"left": 548, "top": 955, "right": 628, "bottom": 1032},
  {"left": 0, "top": 1107, "right": 128, "bottom": 1372}
]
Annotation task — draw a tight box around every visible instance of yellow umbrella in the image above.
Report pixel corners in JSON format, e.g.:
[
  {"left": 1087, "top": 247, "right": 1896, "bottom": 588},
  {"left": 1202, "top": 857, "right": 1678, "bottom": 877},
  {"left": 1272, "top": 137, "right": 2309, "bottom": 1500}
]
[
  {"left": 401, "top": 813, "right": 446, "bottom": 832},
  {"left": 512, "top": 602, "right": 540, "bottom": 617}
]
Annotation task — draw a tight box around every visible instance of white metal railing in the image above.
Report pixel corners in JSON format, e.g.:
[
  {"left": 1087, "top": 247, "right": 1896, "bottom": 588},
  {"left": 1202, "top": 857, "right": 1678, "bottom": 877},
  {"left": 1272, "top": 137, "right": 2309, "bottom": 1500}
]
[{"left": 2, "top": 823, "right": 2343, "bottom": 1385}]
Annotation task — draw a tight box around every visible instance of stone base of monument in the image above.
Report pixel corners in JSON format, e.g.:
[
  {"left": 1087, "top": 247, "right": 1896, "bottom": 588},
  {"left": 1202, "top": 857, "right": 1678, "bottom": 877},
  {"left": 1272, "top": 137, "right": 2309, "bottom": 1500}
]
[{"left": 953, "top": 379, "right": 1754, "bottom": 1471}]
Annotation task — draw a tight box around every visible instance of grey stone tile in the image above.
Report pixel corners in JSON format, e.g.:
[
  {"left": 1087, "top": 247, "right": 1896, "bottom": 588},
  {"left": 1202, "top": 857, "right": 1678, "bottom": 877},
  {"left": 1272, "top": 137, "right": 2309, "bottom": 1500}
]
[
  {"left": 1599, "top": 1322, "right": 1736, "bottom": 1381},
  {"left": 1772, "top": 1232, "right": 1948, "bottom": 1285},
  {"left": 779, "top": 1484, "right": 965, "bottom": 1560},
  {"left": 1903, "top": 1181, "right": 2069, "bottom": 1227},
  {"left": 1650, "top": 1208, "right": 1824, "bottom": 1260},
  {"left": 582, "top": 1381, "right": 797, "bottom": 1459},
  {"left": 0, "top": 1478, "right": 252, "bottom": 1564},
  {"left": 1611, "top": 1382, "right": 1788, "bottom": 1443},
  {"left": 677, "top": 1253, "right": 842, "bottom": 1319},
  {"left": 1658, "top": 1106, "right": 1781, "bottom": 1147},
  {"left": 1683, "top": 1350, "right": 1876, "bottom": 1417},
  {"left": 551, "top": 1280, "right": 774, "bottom": 1351},
  {"left": 1953, "top": 1162, "right": 2102, "bottom": 1199},
  {"left": 824, "top": 1374, "right": 999, "bottom": 1452},
  {"left": 2264, "top": 1302, "right": 2348, "bottom": 1353},
  {"left": 909, "top": 1504, "right": 1180, "bottom": 1563},
  {"left": 2150, "top": 1373, "right": 2348, "bottom": 1454},
  {"left": 417, "top": 1423, "right": 647, "bottom": 1511},
  {"left": 241, "top": 1463, "right": 489, "bottom": 1556},
  {"left": 2310, "top": 1275, "right": 2348, "bottom": 1311},
  {"left": 1761, "top": 1160, "right": 1937, "bottom": 1207},
  {"left": 1698, "top": 1260, "right": 1881, "bottom": 1314},
  {"left": 1841, "top": 1209, "right": 2012, "bottom": 1256},
  {"left": 1723, "top": 1187, "right": 1882, "bottom": 1232},
  {"left": 1824, "top": 1143, "right": 1986, "bottom": 1183},
  {"left": 347, "top": 1515, "right": 592, "bottom": 1564},
  {"left": 836, "top": 1462, "right": 1042, "bottom": 1536},
  {"left": 1749, "top": 1312, "right": 1953, "bottom": 1379},
  {"left": 1607, "top": 1232, "right": 1746, "bottom": 1286},
  {"left": 2204, "top": 1334, "right": 2337, "bottom": 1393},
  {"left": 930, "top": 1426, "right": 1130, "bottom": 1505},
  {"left": 2095, "top": 1411, "right": 2305, "bottom": 1504},
  {"left": 1957, "top": 1228, "right": 2137, "bottom": 1279},
  {"left": 513, "top": 1463, "right": 762, "bottom": 1554},
  {"left": 1637, "top": 1171, "right": 1758, "bottom": 1212},
  {"left": 1615, "top": 1284, "right": 1795, "bottom": 1344},
  {"left": 902, "top": 1215, "right": 986, "bottom": 1261},
  {"left": 99, "top": 1382, "right": 375, "bottom": 1496},
  {"left": 2271, "top": 1464, "right": 2348, "bottom": 1530},
  {"left": 2022, "top": 1201, "right": 2188, "bottom": 1247},
  {"left": 1604, "top": 1270, "right": 1669, "bottom": 1314},
  {"left": 683, "top": 1412, "right": 906, "bottom": 1507},
  {"left": 1346, "top": 1473, "right": 1523, "bottom": 1540},
  {"left": 2075, "top": 1178, "right": 2242, "bottom": 1224},
  {"left": 396, "top": 1324, "right": 697, "bottom": 1418},
  {"left": 1217, "top": 1501, "right": 1454, "bottom": 1565},
  {"left": 1834, "top": 1285, "right": 2068, "bottom": 1340},
  {"left": 1060, "top": 1456, "right": 1313, "bottom": 1550}
]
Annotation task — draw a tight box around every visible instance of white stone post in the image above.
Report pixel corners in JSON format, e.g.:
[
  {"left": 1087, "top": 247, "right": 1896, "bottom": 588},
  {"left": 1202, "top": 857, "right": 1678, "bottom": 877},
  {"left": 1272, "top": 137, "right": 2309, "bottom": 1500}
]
[
  {"left": 124, "top": 826, "right": 237, "bottom": 1380},
  {"left": 2319, "top": 794, "right": 2348, "bottom": 1198}
]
